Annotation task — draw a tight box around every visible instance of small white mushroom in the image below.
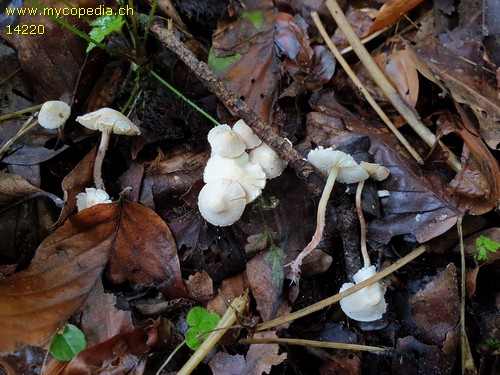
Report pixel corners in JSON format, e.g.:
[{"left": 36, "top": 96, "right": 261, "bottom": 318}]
[
  {"left": 232, "top": 119, "right": 261, "bottom": 150},
  {"left": 38, "top": 101, "right": 71, "bottom": 129},
  {"left": 76, "top": 108, "right": 140, "bottom": 190},
  {"left": 204, "top": 154, "right": 266, "bottom": 203},
  {"left": 249, "top": 142, "right": 287, "bottom": 179},
  {"left": 356, "top": 161, "right": 390, "bottom": 268},
  {"left": 339, "top": 265, "right": 387, "bottom": 322},
  {"left": 207, "top": 124, "right": 246, "bottom": 158},
  {"left": 198, "top": 179, "right": 247, "bottom": 226},
  {"left": 288, "top": 147, "right": 369, "bottom": 283},
  {"left": 76, "top": 188, "right": 112, "bottom": 212}
]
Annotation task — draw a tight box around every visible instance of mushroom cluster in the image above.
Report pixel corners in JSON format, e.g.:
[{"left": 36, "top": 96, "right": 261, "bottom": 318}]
[{"left": 198, "top": 120, "right": 287, "bottom": 226}]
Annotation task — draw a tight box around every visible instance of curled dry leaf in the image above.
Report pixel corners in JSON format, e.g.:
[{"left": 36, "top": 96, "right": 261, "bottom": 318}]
[{"left": 0, "top": 172, "right": 41, "bottom": 204}]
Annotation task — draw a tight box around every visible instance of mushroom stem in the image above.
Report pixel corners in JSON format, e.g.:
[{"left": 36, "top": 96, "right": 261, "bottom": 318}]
[
  {"left": 94, "top": 132, "right": 111, "bottom": 190},
  {"left": 355, "top": 180, "right": 371, "bottom": 268},
  {"left": 288, "top": 167, "right": 339, "bottom": 282}
]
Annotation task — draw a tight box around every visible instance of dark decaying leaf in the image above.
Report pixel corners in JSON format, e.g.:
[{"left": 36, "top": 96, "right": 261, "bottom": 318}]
[
  {"left": 410, "top": 263, "right": 460, "bottom": 346},
  {"left": 211, "top": 0, "right": 278, "bottom": 124},
  {"left": 308, "top": 91, "right": 460, "bottom": 243},
  {"left": 57, "top": 323, "right": 157, "bottom": 375},
  {"left": 408, "top": 39, "right": 500, "bottom": 150},
  {"left": 246, "top": 245, "right": 287, "bottom": 322},
  {"left": 78, "top": 280, "right": 134, "bottom": 348},
  {"left": 0, "top": 203, "right": 119, "bottom": 353},
  {"left": 12, "top": 0, "right": 112, "bottom": 102}
]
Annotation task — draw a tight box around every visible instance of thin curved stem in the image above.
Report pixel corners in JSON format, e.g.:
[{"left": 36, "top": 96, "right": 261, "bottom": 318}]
[
  {"left": 288, "top": 167, "right": 339, "bottom": 282},
  {"left": 355, "top": 180, "right": 370, "bottom": 268},
  {"left": 94, "top": 132, "right": 111, "bottom": 190}
]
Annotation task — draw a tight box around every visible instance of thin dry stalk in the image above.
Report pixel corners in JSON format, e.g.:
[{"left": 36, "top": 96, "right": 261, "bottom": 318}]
[{"left": 311, "top": 12, "right": 424, "bottom": 166}]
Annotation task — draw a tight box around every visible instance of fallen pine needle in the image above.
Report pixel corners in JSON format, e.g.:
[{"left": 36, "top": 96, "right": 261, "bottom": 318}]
[
  {"left": 240, "top": 337, "right": 386, "bottom": 353},
  {"left": 256, "top": 245, "right": 427, "bottom": 331}
]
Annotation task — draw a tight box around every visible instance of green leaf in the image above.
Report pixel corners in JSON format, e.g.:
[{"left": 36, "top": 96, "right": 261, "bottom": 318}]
[
  {"left": 239, "top": 10, "right": 264, "bottom": 30},
  {"left": 264, "top": 243, "right": 287, "bottom": 286},
  {"left": 474, "top": 235, "right": 500, "bottom": 261},
  {"left": 87, "top": 14, "right": 125, "bottom": 53},
  {"left": 185, "top": 307, "right": 220, "bottom": 350},
  {"left": 49, "top": 324, "right": 86, "bottom": 361}
]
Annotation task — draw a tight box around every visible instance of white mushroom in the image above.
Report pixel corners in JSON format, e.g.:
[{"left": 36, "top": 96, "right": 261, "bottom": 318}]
[
  {"left": 38, "top": 101, "right": 71, "bottom": 129},
  {"left": 356, "top": 161, "right": 390, "bottom": 268},
  {"left": 339, "top": 265, "right": 387, "bottom": 322},
  {"left": 198, "top": 179, "right": 247, "bottom": 226},
  {"left": 76, "top": 188, "right": 112, "bottom": 212},
  {"left": 207, "top": 124, "right": 246, "bottom": 158},
  {"left": 204, "top": 154, "right": 266, "bottom": 203},
  {"left": 249, "top": 142, "right": 287, "bottom": 179},
  {"left": 288, "top": 147, "right": 369, "bottom": 283},
  {"left": 232, "top": 119, "right": 261, "bottom": 149},
  {"left": 76, "top": 108, "right": 140, "bottom": 190}
]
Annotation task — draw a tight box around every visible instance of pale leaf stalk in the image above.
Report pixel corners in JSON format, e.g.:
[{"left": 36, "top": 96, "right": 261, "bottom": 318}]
[
  {"left": 324, "top": 0, "right": 461, "bottom": 172},
  {"left": 177, "top": 292, "right": 249, "bottom": 375}
]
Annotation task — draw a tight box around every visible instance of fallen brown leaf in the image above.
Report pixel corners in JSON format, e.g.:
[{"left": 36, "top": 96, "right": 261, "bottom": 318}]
[
  {"left": 0, "top": 202, "right": 119, "bottom": 353},
  {"left": 366, "top": 0, "right": 425, "bottom": 36}
]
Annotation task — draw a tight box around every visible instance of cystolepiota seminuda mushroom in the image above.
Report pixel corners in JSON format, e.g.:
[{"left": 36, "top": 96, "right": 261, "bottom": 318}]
[
  {"left": 77, "top": 108, "right": 140, "bottom": 190},
  {"left": 76, "top": 187, "right": 112, "bottom": 212},
  {"left": 288, "top": 146, "right": 368, "bottom": 283},
  {"left": 203, "top": 154, "right": 266, "bottom": 204},
  {"left": 198, "top": 178, "right": 247, "bottom": 226},
  {"left": 38, "top": 100, "right": 71, "bottom": 129},
  {"left": 356, "top": 161, "right": 390, "bottom": 268},
  {"left": 232, "top": 119, "right": 262, "bottom": 150},
  {"left": 339, "top": 265, "right": 387, "bottom": 321},
  {"left": 249, "top": 142, "right": 287, "bottom": 179},
  {"left": 207, "top": 124, "right": 246, "bottom": 158}
]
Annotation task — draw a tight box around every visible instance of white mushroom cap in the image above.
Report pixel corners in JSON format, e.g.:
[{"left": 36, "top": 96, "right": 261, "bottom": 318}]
[
  {"left": 360, "top": 161, "right": 390, "bottom": 181},
  {"left": 339, "top": 265, "right": 387, "bottom": 322},
  {"left": 38, "top": 100, "right": 71, "bottom": 129},
  {"left": 208, "top": 124, "right": 246, "bottom": 158},
  {"left": 249, "top": 142, "right": 287, "bottom": 179},
  {"left": 232, "top": 119, "right": 262, "bottom": 149},
  {"left": 76, "top": 188, "right": 112, "bottom": 212},
  {"left": 204, "top": 154, "right": 266, "bottom": 203},
  {"left": 198, "top": 179, "right": 246, "bottom": 226},
  {"left": 307, "top": 147, "right": 368, "bottom": 183},
  {"left": 76, "top": 108, "right": 141, "bottom": 135}
]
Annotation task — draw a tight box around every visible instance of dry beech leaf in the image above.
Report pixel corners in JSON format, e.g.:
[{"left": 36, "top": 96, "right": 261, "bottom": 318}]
[
  {"left": 366, "top": 0, "right": 425, "bottom": 36},
  {"left": 0, "top": 203, "right": 119, "bottom": 354},
  {"left": 106, "top": 201, "right": 188, "bottom": 298},
  {"left": 384, "top": 49, "right": 419, "bottom": 108},
  {"left": 0, "top": 200, "right": 187, "bottom": 353}
]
